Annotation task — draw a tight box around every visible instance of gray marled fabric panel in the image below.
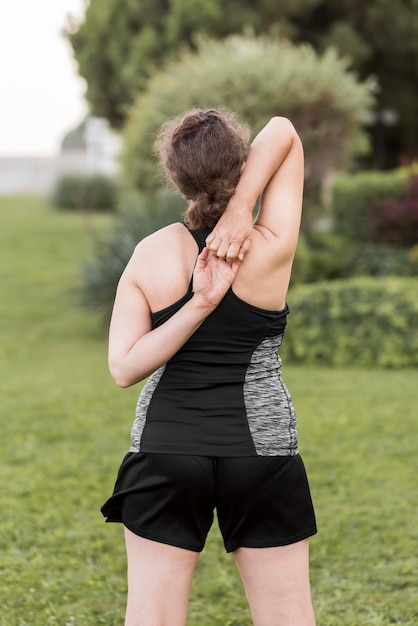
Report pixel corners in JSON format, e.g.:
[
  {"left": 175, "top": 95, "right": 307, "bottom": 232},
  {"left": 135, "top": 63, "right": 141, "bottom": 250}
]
[
  {"left": 243, "top": 334, "right": 298, "bottom": 456},
  {"left": 129, "top": 365, "right": 166, "bottom": 452}
]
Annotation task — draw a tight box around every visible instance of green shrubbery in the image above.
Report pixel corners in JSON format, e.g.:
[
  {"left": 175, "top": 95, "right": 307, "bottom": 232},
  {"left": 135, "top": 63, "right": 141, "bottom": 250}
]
[
  {"left": 79, "top": 191, "right": 186, "bottom": 323},
  {"left": 332, "top": 168, "right": 409, "bottom": 241},
  {"left": 122, "top": 35, "right": 373, "bottom": 213},
  {"left": 52, "top": 173, "right": 118, "bottom": 212},
  {"left": 282, "top": 277, "right": 418, "bottom": 368},
  {"left": 287, "top": 170, "right": 418, "bottom": 369},
  {"left": 371, "top": 175, "right": 418, "bottom": 246},
  {"left": 293, "top": 232, "right": 418, "bottom": 284}
]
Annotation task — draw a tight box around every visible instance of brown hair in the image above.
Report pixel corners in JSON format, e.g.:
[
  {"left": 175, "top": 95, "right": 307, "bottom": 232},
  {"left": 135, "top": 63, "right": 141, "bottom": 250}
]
[{"left": 155, "top": 109, "right": 251, "bottom": 229}]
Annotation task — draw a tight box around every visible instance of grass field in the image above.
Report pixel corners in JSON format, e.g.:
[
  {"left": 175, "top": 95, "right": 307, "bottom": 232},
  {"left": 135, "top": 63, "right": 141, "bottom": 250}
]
[{"left": 0, "top": 196, "right": 417, "bottom": 625}]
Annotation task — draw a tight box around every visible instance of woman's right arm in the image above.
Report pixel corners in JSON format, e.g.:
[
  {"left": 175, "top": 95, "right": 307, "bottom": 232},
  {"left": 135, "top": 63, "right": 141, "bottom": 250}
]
[
  {"left": 207, "top": 117, "right": 304, "bottom": 261},
  {"left": 108, "top": 246, "right": 240, "bottom": 388}
]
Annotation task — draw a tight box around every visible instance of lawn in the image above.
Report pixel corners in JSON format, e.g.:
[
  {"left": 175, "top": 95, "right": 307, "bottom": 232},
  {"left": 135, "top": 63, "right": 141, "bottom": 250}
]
[{"left": 0, "top": 196, "right": 417, "bottom": 625}]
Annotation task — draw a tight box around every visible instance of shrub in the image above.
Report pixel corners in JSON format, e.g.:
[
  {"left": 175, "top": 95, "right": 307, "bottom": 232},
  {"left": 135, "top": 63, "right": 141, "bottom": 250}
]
[
  {"left": 122, "top": 35, "right": 374, "bottom": 214},
  {"left": 292, "top": 232, "right": 353, "bottom": 283},
  {"left": 370, "top": 175, "right": 418, "bottom": 246},
  {"left": 52, "top": 173, "right": 118, "bottom": 212},
  {"left": 293, "top": 232, "right": 418, "bottom": 283},
  {"left": 332, "top": 169, "right": 409, "bottom": 241},
  {"left": 344, "top": 242, "right": 418, "bottom": 278},
  {"left": 79, "top": 190, "right": 186, "bottom": 323},
  {"left": 281, "top": 277, "right": 418, "bottom": 368}
]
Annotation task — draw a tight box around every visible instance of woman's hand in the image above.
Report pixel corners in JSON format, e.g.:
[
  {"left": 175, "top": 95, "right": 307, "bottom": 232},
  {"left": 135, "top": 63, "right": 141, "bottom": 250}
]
[
  {"left": 193, "top": 247, "right": 240, "bottom": 307},
  {"left": 205, "top": 199, "right": 253, "bottom": 262}
]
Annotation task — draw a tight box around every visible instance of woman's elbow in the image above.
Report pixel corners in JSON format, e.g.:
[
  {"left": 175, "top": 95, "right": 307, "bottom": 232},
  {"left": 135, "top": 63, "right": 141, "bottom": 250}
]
[
  {"left": 111, "top": 372, "right": 132, "bottom": 388},
  {"left": 270, "top": 116, "right": 299, "bottom": 141},
  {"left": 113, "top": 376, "right": 133, "bottom": 389},
  {"left": 108, "top": 360, "right": 134, "bottom": 388}
]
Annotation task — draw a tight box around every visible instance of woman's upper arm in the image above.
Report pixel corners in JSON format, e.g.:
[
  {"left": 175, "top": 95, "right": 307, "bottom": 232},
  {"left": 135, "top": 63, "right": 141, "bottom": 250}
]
[
  {"left": 254, "top": 121, "right": 304, "bottom": 256},
  {"left": 108, "top": 256, "right": 151, "bottom": 376}
]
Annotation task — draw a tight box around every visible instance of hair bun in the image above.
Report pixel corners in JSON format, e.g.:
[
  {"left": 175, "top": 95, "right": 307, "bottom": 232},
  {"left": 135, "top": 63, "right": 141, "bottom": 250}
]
[
  {"left": 172, "top": 110, "right": 221, "bottom": 140},
  {"left": 155, "top": 108, "right": 250, "bottom": 228}
]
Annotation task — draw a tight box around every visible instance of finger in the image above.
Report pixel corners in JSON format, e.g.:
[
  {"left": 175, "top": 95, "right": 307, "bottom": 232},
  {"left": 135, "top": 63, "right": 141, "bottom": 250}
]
[
  {"left": 231, "top": 258, "right": 241, "bottom": 274},
  {"left": 206, "top": 233, "right": 221, "bottom": 252},
  {"left": 215, "top": 240, "right": 231, "bottom": 260},
  {"left": 198, "top": 246, "right": 210, "bottom": 261},
  {"left": 195, "top": 246, "right": 209, "bottom": 269},
  {"left": 206, "top": 232, "right": 215, "bottom": 246},
  {"left": 225, "top": 241, "right": 241, "bottom": 263},
  {"left": 238, "top": 238, "right": 251, "bottom": 261}
]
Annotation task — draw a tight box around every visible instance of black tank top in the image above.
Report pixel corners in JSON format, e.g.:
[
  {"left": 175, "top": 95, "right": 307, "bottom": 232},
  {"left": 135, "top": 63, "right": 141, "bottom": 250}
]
[{"left": 129, "top": 225, "right": 298, "bottom": 457}]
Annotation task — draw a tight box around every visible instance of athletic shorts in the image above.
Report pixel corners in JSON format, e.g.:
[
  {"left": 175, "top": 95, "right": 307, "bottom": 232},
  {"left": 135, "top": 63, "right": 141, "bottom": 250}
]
[{"left": 101, "top": 452, "right": 317, "bottom": 553}]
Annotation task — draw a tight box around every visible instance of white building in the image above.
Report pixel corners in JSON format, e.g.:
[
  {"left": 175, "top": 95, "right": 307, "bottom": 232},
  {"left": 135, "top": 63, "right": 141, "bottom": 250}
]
[{"left": 0, "top": 117, "right": 122, "bottom": 195}]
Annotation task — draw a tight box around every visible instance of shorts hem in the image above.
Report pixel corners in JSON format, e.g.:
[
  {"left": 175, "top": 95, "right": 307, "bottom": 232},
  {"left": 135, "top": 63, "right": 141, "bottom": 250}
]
[
  {"left": 102, "top": 509, "right": 123, "bottom": 523},
  {"left": 123, "top": 520, "right": 204, "bottom": 553},
  {"left": 225, "top": 526, "right": 318, "bottom": 553}
]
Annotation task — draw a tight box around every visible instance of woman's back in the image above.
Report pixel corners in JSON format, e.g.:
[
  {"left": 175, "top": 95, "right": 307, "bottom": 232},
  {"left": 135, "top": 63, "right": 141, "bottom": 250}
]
[
  {"left": 133, "top": 219, "right": 296, "bottom": 317},
  {"left": 129, "top": 223, "right": 298, "bottom": 457},
  {"left": 108, "top": 113, "right": 303, "bottom": 388}
]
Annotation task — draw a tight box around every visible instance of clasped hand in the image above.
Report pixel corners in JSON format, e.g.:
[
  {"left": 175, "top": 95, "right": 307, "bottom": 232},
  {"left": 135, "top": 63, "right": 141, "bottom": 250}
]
[
  {"left": 193, "top": 247, "right": 240, "bottom": 308},
  {"left": 205, "top": 201, "right": 253, "bottom": 262}
]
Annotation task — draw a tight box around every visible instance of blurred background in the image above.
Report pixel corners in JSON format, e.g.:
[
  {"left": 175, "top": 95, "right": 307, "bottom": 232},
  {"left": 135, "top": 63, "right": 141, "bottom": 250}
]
[{"left": 1, "top": 2, "right": 417, "bottom": 624}]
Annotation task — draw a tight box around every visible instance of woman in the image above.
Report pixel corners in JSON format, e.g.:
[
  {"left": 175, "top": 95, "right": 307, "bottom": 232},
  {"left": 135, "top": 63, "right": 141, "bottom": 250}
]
[{"left": 102, "top": 109, "right": 317, "bottom": 626}]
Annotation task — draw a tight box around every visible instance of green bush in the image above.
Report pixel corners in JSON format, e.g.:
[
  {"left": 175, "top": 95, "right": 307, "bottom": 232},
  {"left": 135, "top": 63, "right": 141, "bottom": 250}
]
[
  {"left": 344, "top": 242, "right": 418, "bottom": 278},
  {"left": 282, "top": 277, "right": 418, "bottom": 368},
  {"left": 79, "top": 190, "right": 186, "bottom": 323},
  {"left": 370, "top": 175, "right": 418, "bottom": 246},
  {"left": 332, "top": 169, "right": 409, "bottom": 241},
  {"left": 293, "top": 232, "right": 418, "bottom": 283},
  {"left": 52, "top": 173, "right": 118, "bottom": 212},
  {"left": 292, "top": 232, "right": 353, "bottom": 284},
  {"left": 122, "top": 35, "right": 374, "bottom": 213}
]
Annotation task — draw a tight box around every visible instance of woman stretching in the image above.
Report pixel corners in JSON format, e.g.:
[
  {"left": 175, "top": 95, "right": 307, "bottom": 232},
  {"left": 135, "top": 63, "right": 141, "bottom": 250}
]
[{"left": 102, "top": 108, "right": 317, "bottom": 626}]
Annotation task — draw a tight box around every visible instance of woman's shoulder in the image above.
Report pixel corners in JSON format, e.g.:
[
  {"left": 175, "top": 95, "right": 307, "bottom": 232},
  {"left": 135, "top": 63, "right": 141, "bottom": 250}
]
[
  {"left": 129, "top": 222, "right": 192, "bottom": 263},
  {"left": 127, "top": 222, "right": 198, "bottom": 311},
  {"left": 136, "top": 222, "right": 188, "bottom": 250}
]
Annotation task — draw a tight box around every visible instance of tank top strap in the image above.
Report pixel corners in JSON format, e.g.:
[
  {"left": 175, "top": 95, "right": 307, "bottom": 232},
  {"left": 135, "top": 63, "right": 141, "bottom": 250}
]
[{"left": 182, "top": 222, "right": 212, "bottom": 253}]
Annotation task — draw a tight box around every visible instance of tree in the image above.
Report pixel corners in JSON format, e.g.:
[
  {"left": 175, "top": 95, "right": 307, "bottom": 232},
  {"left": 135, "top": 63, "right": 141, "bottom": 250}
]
[
  {"left": 67, "top": 0, "right": 418, "bottom": 163},
  {"left": 121, "top": 35, "right": 374, "bottom": 214},
  {"left": 280, "top": 0, "right": 418, "bottom": 163},
  {"left": 67, "top": 0, "right": 298, "bottom": 128}
]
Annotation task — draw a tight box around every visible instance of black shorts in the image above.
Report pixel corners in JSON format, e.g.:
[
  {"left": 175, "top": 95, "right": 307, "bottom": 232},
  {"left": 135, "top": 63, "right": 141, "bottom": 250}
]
[{"left": 101, "top": 452, "right": 317, "bottom": 553}]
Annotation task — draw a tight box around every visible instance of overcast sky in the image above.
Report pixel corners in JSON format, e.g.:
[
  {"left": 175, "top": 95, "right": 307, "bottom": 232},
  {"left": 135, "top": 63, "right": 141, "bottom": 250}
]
[{"left": 0, "top": 0, "right": 88, "bottom": 157}]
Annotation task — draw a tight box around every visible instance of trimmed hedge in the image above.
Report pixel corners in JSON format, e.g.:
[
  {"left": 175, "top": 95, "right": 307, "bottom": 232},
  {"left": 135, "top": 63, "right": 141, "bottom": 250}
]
[
  {"left": 52, "top": 173, "right": 118, "bottom": 212},
  {"left": 332, "top": 169, "right": 409, "bottom": 241},
  {"left": 344, "top": 242, "right": 418, "bottom": 278},
  {"left": 371, "top": 175, "right": 418, "bottom": 246},
  {"left": 292, "top": 232, "right": 418, "bottom": 283},
  {"left": 282, "top": 277, "right": 418, "bottom": 368}
]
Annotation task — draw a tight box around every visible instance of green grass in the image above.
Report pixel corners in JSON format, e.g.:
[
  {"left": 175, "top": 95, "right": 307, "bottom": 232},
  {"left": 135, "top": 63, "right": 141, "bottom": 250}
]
[{"left": 1, "top": 196, "right": 417, "bottom": 625}]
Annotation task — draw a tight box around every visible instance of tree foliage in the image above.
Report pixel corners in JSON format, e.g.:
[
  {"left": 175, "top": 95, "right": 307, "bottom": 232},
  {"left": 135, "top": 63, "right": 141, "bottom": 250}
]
[
  {"left": 67, "top": 0, "right": 418, "bottom": 155},
  {"left": 371, "top": 176, "right": 418, "bottom": 246},
  {"left": 121, "top": 36, "right": 374, "bottom": 207},
  {"left": 67, "top": 0, "right": 297, "bottom": 127}
]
